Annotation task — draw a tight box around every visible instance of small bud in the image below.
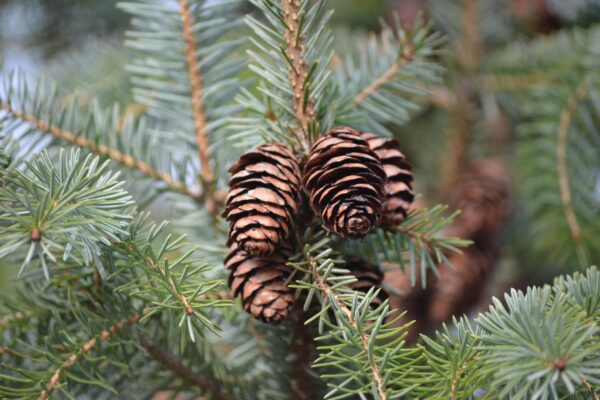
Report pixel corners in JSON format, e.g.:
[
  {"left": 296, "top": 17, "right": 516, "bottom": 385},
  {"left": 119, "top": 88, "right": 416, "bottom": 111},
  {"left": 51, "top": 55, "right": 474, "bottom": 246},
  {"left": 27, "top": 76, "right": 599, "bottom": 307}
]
[
  {"left": 551, "top": 356, "right": 569, "bottom": 371},
  {"left": 185, "top": 306, "right": 193, "bottom": 315},
  {"left": 31, "top": 228, "right": 42, "bottom": 241}
]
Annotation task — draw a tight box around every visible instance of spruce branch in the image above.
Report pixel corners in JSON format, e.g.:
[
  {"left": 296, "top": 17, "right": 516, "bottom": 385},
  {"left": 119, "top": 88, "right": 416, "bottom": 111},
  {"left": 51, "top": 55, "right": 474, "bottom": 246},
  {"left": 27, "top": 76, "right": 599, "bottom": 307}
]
[
  {"left": 556, "top": 79, "right": 589, "bottom": 244},
  {"left": 413, "top": 318, "right": 488, "bottom": 400},
  {"left": 477, "top": 286, "right": 600, "bottom": 399},
  {"left": 352, "top": 40, "right": 415, "bottom": 107},
  {"left": 283, "top": 0, "right": 316, "bottom": 150},
  {"left": 139, "top": 333, "right": 237, "bottom": 400},
  {"left": 114, "top": 214, "right": 231, "bottom": 341},
  {"left": 310, "top": 261, "right": 387, "bottom": 400},
  {"left": 352, "top": 205, "right": 470, "bottom": 287},
  {"left": 38, "top": 313, "right": 141, "bottom": 400},
  {"left": 331, "top": 15, "right": 444, "bottom": 135},
  {"left": 0, "top": 148, "right": 134, "bottom": 279},
  {"left": 242, "top": 0, "right": 332, "bottom": 148},
  {"left": 177, "top": 0, "right": 216, "bottom": 215},
  {"left": 119, "top": 0, "right": 245, "bottom": 207},
  {"left": 290, "top": 231, "right": 416, "bottom": 399},
  {"left": 486, "top": 27, "right": 600, "bottom": 268},
  {"left": 0, "top": 102, "right": 200, "bottom": 201}
]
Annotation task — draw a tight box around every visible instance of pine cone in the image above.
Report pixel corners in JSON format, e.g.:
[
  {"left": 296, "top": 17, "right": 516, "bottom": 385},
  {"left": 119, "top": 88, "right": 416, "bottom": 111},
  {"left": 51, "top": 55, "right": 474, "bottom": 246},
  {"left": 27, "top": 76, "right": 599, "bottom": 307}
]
[
  {"left": 224, "top": 143, "right": 302, "bottom": 257},
  {"left": 384, "top": 267, "right": 428, "bottom": 343},
  {"left": 361, "top": 132, "right": 414, "bottom": 227},
  {"left": 446, "top": 158, "right": 511, "bottom": 238},
  {"left": 225, "top": 242, "right": 295, "bottom": 323},
  {"left": 304, "top": 127, "right": 386, "bottom": 238},
  {"left": 345, "top": 257, "right": 388, "bottom": 308},
  {"left": 427, "top": 245, "right": 496, "bottom": 323}
]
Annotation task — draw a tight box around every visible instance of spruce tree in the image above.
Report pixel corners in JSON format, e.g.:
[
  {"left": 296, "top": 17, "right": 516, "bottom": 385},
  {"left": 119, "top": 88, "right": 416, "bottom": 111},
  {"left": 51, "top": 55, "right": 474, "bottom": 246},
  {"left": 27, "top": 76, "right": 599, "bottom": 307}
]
[{"left": 0, "top": 0, "right": 599, "bottom": 399}]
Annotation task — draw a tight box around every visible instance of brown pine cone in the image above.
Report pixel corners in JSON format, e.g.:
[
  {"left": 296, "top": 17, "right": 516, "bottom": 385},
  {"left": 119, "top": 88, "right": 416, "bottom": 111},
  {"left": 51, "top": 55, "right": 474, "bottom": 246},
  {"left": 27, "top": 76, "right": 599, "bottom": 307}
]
[
  {"left": 446, "top": 158, "right": 511, "bottom": 238},
  {"left": 427, "top": 245, "right": 496, "bottom": 324},
  {"left": 225, "top": 242, "right": 295, "bottom": 323},
  {"left": 345, "top": 257, "right": 388, "bottom": 308},
  {"left": 304, "top": 127, "right": 386, "bottom": 238},
  {"left": 223, "top": 143, "right": 302, "bottom": 257},
  {"left": 361, "top": 133, "right": 414, "bottom": 227}
]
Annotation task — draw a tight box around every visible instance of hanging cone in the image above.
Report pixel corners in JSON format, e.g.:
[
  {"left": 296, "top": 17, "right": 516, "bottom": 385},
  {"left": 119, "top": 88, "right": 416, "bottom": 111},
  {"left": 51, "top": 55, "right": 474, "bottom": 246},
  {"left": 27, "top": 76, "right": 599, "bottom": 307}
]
[
  {"left": 223, "top": 143, "right": 302, "bottom": 257},
  {"left": 427, "top": 244, "right": 497, "bottom": 323},
  {"left": 345, "top": 257, "right": 388, "bottom": 308},
  {"left": 361, "top": 132, "right": 414, "bottom": 227},
  {"left": 384, "top": 267, "right": 429, "bottom": 343},
  {"left": 446, "top": 158, "right": 511, "bottom": 239},
  {"left": 304, "top": 127, "right": 386, "bottom": 238},
  {"left": 225, "top": 242, "right": 295, "bottom": 323}
]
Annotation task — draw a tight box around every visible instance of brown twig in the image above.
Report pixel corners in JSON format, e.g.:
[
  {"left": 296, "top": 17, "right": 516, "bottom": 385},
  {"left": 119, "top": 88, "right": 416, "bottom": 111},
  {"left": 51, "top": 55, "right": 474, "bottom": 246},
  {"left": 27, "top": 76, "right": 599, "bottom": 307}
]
[
  {"left": 38, "top": 313, "right": 141, "bottom": 400},
  {"left": 458, "top": 0, "right": 481, "bottom": 72},
  {"left": 177, "top": 0, "right": 218, "bottom": 216},
  {"left": 310, "top": 258, "right": 387, "bottom": 400},
  {"left": 289, "top": 310, "right": 316, "bottom": 400},
  {"left": 417, "top": 83, "right": 460, "bottom": 112},
  {"left": 0, "top": 102, "right": 201, "bottom": 201},
  {"left": 438, "top": 104, "right": 473, "bottom": 193},
  {"left": 139, "top": 333, "right": 236, "bottom": 400},
  {"left": 0, "top": 310, "right": 36, "bottom": 327},
  {"left": 353, "top": 41, "right": 415, "bottom": 107},
  {"left": 283, "top": 0, "right": 315, "bottom": 152},
  {"left": 556, "top": 80, "right": 588, "bottom": 244},
  {"left": 582, "top": 379, "right": 600, "bottom": 400},
  {"left": 477, "top": 73, "right": 551, "bottom": 92},
  {"left": 438, "top": 0, "right": 481, "bottom": 193}
]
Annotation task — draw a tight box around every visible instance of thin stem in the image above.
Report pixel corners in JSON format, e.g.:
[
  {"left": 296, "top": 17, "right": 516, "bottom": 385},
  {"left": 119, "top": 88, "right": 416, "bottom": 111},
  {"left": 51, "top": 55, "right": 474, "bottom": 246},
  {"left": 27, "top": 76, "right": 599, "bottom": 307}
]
[
  {"left": 0, "top": 102, "right": 201, "bottom": 201},
  {"left": 139, "top": 333, "right": 236, "bottom": 400},
  {"left": 0, "top": 310, "right": 36, "bottom": 327},
  {"left": 458, "top": 0, "right": 481, "bottom": 72},
  {"left": 556, "top": 79, "right": 588, "bottom": 244},
  {"left": 309, "top": 257, "right": 387, "bottom": 400},
  {"left": 289, "top": 309, "right": 316, "bottom": 400},
  {"left": 352, "top": 42, "right": 415, "bottom": 106},
  {"left": 417, "top": 83, "right": 459, "bottom": 112},
  {"left": 438, "top": 0, "right": 481, "bottom": 193},
  {"left": 477, "top": 73, "right": 551, "bottom": 92},
  {"left": 283, "top": 0, "right": 314, "bottom": 152},
  {"left": 177, "top": 0, "right": 218, "bottom": 216},
  {"left": 38, "top": 314, "right": 141, "bottom": 400}
]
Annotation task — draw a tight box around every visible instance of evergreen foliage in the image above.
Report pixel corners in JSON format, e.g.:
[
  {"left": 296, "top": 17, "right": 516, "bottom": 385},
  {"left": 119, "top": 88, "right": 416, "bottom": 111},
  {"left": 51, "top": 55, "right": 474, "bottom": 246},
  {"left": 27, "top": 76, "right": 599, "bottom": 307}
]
[
  {"left": 0, "top": 0, "right": 599, "bottom": 399},
  {"left": 483, "top": 26, "right": 600, "bottom": 270}
]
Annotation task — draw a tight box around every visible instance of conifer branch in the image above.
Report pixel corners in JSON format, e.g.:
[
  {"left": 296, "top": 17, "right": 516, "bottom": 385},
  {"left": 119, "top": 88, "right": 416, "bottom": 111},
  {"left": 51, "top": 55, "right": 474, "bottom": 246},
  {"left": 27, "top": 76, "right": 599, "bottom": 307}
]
[
  {"left": 139, "top": 334, "right": 236, "bottom": 400},
  {"left": 0, "top": 102, "right": 201, "bottom": 201},
  {"left": 557, "top": 80, "right": 588, "bottom": 244},
  {"left": 309, "top": 257, "right": 387, "bottom": 400},
  {"left": 352, "top": 42, "right": 414, "bottom": 107},
  {"left": 283, "top": 0, "right": 315, "bottom": 150},
  {"left": 177, "top": 0, "right": 217, "bottom": 214},
  {"left": 38, "top": 313, "right": 141, "bottom": 400}
]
